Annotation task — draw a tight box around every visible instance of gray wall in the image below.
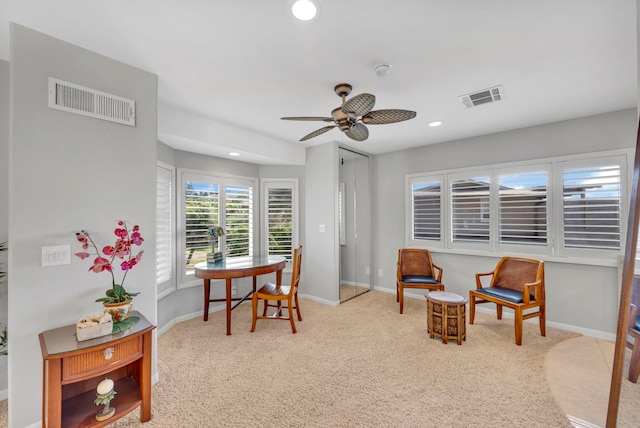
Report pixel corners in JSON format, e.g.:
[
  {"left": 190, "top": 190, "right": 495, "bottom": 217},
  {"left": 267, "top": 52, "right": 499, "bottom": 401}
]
[
  {"left": 0, "top": 59, "right": 8, "bottom": 396},
  {"left": 156, "top": 143, "right": 307, "bottom": 332},
  {"left": 8, "top": 24, "right": 157, "bottom": 427},
  {"left": 304, "top": 142, "right": 340, "bottom": 303},
  {"left": 372, "top": 108, "right": 637, "bottom": 336}
]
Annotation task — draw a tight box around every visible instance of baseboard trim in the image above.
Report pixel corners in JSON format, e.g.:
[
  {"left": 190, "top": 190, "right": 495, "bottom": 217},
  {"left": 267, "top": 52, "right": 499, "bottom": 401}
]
[{"left": 568, "top": 414, "right": 601, "bottom": 428}]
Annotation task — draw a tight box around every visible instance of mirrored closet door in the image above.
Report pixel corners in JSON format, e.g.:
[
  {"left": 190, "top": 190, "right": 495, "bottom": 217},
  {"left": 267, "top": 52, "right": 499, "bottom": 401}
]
[{"left": 339, "top": 147, "right": 372, "bottom": 302}]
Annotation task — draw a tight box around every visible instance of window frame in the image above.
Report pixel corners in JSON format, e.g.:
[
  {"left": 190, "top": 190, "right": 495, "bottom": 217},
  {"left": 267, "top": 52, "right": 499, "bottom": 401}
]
[
  {"left": 156, "top": 161, "right": 176, "bottom": 299},
  {"left": 555, "top": 155, "right": 626, "bottom": 259},
  {"left": 405, "top": 149, "right": 631, "bottom": 265},
  {"left": 178, "top": 168, "right": 258, "bottom": 288},
  {"left": 260, "top": 178, "right": 299, "bottom": 270},
  {"left": 495, "top": 163, "right": 552, "bottom": 256},
  {"left": 406, "top": 175, "right": 444, "bottom": 248}
]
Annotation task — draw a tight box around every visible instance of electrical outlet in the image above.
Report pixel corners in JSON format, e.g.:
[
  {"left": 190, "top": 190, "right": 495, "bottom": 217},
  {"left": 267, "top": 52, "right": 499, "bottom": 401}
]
[
  {"left": 365, "top": 267, "right": 370, "bottom": 275},
  {"left": 378, "top": 269, "right": 383, "bottom": 277},
  {"left": 232, "top": 285, "right": 237, "bottom": 296}
]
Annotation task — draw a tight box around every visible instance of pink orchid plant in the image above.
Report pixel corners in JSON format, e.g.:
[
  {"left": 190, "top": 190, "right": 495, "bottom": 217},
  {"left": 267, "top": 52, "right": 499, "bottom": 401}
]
[{"left": 75, "top": 220, "right": 144, "bottom": 304}]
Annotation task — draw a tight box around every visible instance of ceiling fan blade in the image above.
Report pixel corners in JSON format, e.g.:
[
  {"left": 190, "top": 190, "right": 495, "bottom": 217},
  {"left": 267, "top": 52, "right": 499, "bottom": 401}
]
[
  {"left": 361, "top": 109, "right": 417, "bottom": 124},
  {"left": 300, "top": 125, "right": 336, "bottom": 141},
  {"left": 344, "top": 123, "right": 369, "bottom": 141},
  {"left": 342, "top": 93, "right": 376, "bottom": 116},
  {"left": 281, "top": 116, "right": 334, "bottom": 122}
]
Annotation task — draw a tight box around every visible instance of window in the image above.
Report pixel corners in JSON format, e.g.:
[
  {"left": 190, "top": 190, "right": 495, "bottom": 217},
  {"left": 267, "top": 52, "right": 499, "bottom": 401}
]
[
  {"left": 406, "top": 151, "right": 628, "bottom": 262},
  {"left": 450, "top": 174, "right": 490, "bottom": 243},
  {"left": 262, "top": 179, "right": 298, "bottom": 262},
  {"left": 225, "top": 183, "right": 254, "bottom": 257},
  {"left": 179, "top": 170, "right": 257, "bottom": 284},
  {"left": 410, "top": 176, "right": 442, "bottom": 242},
  {"left": 498, "top": 169, "right": 548, "bottom": 246},
  {"left": 561, "top": 159, "right": 622, "bottom": 252},
  {"left": 156, "top": 162, "right": 175, "bottom": 297}
]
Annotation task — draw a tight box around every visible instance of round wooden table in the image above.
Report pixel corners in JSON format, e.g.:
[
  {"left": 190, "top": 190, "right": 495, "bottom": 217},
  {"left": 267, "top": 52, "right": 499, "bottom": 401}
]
[
  {"left": 425, "top": 291, "right": 467, "bottom": 345},
  {"left": 195, "top": 255, "right": 286, "bottom": 335}
]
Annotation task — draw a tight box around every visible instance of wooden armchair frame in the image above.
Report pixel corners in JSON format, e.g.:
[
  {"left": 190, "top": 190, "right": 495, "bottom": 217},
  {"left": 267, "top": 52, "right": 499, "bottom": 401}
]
[
  {"left": 396, "top": 248, "right": 444, "bottom": 314},
  {"left": 469, "top": 256, "right": 545, "bottom": 346},
  {"left": 626, "top": 303, "right": 640, "bottom": 382}
]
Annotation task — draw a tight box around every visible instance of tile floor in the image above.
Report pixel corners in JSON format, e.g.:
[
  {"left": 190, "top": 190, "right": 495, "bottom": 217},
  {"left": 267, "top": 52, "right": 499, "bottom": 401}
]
[{"left": 545, "top": 336, "right": 629, "bottom": 428}]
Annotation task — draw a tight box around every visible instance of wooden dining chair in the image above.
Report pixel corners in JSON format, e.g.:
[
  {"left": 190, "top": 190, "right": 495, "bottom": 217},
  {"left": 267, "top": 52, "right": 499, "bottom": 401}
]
[{"left": 251, "top": 246, "right": 303, "bottom": 333}]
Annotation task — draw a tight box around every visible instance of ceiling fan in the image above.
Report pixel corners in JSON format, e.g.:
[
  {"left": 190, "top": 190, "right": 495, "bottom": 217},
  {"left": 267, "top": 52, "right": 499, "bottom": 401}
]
[{"left": 281, "top": 83, "right": 417, "bottom": 142}]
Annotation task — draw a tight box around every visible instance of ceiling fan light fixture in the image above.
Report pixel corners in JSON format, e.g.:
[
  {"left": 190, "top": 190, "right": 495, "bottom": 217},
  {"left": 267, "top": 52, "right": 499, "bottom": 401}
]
[{"left": 290, "top": 0, "right": 318, "bottom": 21}]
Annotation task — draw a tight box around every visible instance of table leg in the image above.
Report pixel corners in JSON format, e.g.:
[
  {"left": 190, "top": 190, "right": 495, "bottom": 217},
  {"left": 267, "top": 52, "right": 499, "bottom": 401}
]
[
  {"left": 226, "top": 278, "right": 232, "bottom": 335},
  {"left": 203, "top": 278, "right": 211, "bottom": 321}
]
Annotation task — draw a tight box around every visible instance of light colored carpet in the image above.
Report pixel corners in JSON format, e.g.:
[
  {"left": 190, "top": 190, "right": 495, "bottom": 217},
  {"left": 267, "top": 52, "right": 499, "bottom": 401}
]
[{"left": 109, "top": 290, "right": 580, "bottom": 427}]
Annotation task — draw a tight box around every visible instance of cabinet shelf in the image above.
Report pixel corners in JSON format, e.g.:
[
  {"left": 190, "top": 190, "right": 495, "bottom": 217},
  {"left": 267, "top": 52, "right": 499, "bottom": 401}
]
[
  {"left": 62, "top": 376, "right": 140, "bottom": 427},
  {"left": 39, "top": 311, "right": 155, "bottom": 428}
]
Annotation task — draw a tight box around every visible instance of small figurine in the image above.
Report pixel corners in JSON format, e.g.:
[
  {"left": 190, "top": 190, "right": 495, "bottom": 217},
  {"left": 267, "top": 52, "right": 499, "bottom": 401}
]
[{"left": 94, "top": 378, "right": 117, "bottom": 421}]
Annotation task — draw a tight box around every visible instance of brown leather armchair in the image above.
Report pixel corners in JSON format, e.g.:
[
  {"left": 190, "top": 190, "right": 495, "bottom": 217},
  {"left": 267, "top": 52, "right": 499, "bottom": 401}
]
[
  {"left": 469, "top": 256, "right": 545, "bottom": 345},
  {"left": 627, "top": 303, "right": 640, "bottom": 382},
  {"left": 396, "top": 248, "right": 444, "bottom": 314}
]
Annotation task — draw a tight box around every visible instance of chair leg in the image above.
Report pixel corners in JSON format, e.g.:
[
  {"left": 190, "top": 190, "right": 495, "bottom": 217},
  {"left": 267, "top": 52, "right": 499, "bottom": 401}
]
[
  {"left": 399, "top": 286, "right": 404, "bottom": 314},
  {"left": 496, "top": 304, "right": 503, "bottom": 320},
  {"left": 629, "top": 340, "right": 640, "bottom": 383},
  {"left": 294, "top": 292, "right": 302, "bottom": 321},
  {"left": 469, "top": 293, "right": 476, "bottom": 325},
  {"left": 288, "top": 300, "right": 297, "bottom": 334},
  {"left": 514, "top": 308, "right": 523, "bottom": 346},
  {"left": 250, "top": 296, "right": 258, "bottom": 332},
  {"left": 396, "top": 282, "right": 399, "bottom": 302},
  {"left": 539, "top": 304, "right": 546, "bottom": 337},
  {"left": 262, "top": 299, "right": 269, "bottom": 317}
]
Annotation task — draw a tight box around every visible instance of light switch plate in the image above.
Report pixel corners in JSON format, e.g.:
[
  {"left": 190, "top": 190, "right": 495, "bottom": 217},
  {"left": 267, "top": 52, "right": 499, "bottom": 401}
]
[{"left": 42, "top": 245, "right": 71, "bottom": 267}]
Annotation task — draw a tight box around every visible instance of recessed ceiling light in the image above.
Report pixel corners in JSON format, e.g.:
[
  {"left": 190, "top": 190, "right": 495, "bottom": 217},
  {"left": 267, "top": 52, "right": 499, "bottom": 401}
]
[
  {"left": 428, "top": 121, "right": 442, "bottom": 127},
  {"left": 290, "top": 0, "right": 318, "bottom": 21},
  {"left": 229, "top": 152, "right": 240, "bottom": 157}
]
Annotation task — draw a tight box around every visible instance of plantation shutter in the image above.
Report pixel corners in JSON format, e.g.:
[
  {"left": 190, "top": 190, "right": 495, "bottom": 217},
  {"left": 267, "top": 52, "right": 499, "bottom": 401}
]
[
  {"left": 498, "top": 171, "right": 548, "bottom": 246},
  {"left": 451, "top": 176, "right": 490, "bottom": 242},
  {"left": 562, "top": 163, "right": 622, "bottom": 250},
  {"left": 156, "top": 165, "right": 173, "bottom": 288},
  {"left": 411, "top": 179, "right": 442, "bottom": 241},
  {"left": 225, "top": 183, "right": 253, "bottom": 257},
  {"left": 266, "top": 186, "right": 294, "bottom": 260},
  {"left": 184, "top": 178, "right": 220, "bottom": 270}
]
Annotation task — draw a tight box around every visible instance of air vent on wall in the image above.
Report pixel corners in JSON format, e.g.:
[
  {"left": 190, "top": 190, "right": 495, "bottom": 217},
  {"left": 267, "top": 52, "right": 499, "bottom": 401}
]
[
  {"left": 458, "top": 85, "right": 504, "bottom": 109},
  {"left": 48, "top": 77, "right": 136, "bottom": 126}
]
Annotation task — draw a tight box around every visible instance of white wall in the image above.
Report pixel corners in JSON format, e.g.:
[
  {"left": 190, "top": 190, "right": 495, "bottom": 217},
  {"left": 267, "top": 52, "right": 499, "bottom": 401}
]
[
  {"left": 8, "top": 24, "right": 157, "bottom": 427},
  {"left": 372, "top": 108, "right": 637, "bottom": 336}
]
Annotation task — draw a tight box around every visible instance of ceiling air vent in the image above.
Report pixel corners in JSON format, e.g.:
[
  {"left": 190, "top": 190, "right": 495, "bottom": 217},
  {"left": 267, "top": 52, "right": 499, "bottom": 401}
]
[
  {"left": 48, "top": 77, "right": 136, "bottom": 126},
  {"left": 458, "top": 85, "right": 504, "bottom": 109}
]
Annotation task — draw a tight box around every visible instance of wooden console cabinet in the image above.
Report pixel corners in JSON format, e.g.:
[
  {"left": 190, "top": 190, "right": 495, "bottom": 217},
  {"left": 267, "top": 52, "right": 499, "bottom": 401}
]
[{"left": 39, "top": 311, "right": 155, "bottom": 427}]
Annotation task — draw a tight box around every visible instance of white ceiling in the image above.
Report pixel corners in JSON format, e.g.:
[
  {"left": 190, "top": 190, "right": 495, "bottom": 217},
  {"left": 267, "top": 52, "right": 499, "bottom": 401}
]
[{"left": 1, "top": 0, "right": 637, "bottom": 164}]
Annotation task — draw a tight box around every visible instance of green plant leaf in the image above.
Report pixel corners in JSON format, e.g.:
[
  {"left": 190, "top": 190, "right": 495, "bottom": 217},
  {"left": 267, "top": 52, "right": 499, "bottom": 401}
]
[{"left": 111, "top": 316, "right": 140, "bottom": 333}]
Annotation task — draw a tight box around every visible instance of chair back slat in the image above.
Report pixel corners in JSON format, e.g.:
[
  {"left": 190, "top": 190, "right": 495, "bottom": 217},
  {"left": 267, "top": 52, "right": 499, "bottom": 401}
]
[
  {"left": 493, "top": 257, "right": 542, "bottom": 293},
  {"left": 399, "top": 249, "right": 434, "bottom": 277}
]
